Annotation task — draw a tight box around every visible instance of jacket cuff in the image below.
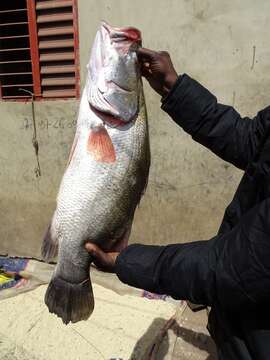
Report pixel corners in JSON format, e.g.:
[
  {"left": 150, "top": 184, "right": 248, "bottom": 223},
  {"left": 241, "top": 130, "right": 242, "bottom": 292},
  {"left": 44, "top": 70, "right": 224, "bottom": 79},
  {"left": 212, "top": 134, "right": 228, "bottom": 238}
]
[
  {"left": 161, "top": 74, "right": 216, "bottom": 135},
  {"left": 115, "top": 249, "right": 130, "bottom": 284},
  {"left": 115, "top": 244, "right": 163, "bottom": 292},
  {"left": 161, "top": 75, "right": 184, "bottom": 103}
]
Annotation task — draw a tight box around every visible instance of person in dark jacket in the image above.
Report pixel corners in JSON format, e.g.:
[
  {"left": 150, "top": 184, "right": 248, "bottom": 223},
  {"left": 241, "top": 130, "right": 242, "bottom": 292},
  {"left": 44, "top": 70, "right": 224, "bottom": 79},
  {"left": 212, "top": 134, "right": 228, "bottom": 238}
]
[{"left": 85, "top": 48, "right": 270, "bottom": 360}]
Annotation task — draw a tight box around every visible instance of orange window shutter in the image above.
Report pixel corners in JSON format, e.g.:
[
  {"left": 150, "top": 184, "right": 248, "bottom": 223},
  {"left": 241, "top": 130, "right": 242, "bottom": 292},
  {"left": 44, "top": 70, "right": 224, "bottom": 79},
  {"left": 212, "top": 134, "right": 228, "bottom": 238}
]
[
  {"left": 0, "top": 0, "right": 79, "bottom": 101},
  {"left": 35, "top": 0, "right": 80, "bottom": 99},
  {"left": 26, "top": 0, "right": 41, "bottom": 97}
]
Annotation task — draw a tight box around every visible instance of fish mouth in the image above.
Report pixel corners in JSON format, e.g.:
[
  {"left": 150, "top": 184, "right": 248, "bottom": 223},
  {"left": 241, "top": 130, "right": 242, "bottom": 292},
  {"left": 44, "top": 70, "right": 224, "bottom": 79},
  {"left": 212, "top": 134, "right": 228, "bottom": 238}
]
[{"left": 101, "top": 21, "right": 142, "bottom": 44}]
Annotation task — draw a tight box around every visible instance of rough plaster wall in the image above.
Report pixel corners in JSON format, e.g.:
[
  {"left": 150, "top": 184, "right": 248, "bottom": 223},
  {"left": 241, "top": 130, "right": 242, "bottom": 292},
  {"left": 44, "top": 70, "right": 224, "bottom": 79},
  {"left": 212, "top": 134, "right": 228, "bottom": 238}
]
[
  {"left": 0, "top": 101, "right": 78, "bottom": 257},
  {"left": 79, "top": 0, "right": 270, "bottom": 246},
  {"left": 1, "top": 0, "right": 270, "bottom": 257}
]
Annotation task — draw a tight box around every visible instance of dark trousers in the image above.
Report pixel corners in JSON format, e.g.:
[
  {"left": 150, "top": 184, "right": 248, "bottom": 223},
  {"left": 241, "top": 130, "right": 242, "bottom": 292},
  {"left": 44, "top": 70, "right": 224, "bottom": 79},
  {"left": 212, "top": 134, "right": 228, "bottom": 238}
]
[{"left": 208, "top": 305, "right": 270, "bottom": 359}]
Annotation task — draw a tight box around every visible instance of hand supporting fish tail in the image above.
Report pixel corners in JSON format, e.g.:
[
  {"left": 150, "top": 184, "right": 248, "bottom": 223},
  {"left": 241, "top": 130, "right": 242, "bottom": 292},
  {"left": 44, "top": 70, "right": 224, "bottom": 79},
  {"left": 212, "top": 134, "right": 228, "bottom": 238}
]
[{"left": 85, "top": 243, "right": 119, "bottom": 273}]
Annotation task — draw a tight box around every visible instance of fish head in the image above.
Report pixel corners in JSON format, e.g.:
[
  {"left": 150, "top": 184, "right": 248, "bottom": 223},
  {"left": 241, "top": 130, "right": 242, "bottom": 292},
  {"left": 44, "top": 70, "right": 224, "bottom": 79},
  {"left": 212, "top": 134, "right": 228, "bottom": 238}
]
[{"left": 87, "top": 22, "right": 142, "bottom": 123}]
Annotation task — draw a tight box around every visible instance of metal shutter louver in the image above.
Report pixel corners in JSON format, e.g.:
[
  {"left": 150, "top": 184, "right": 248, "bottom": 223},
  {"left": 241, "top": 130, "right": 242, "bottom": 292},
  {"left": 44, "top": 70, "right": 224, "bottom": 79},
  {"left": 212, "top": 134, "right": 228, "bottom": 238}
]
[
  {"left": 0, "top": 1, "right": 33, "bottom": 99},
  {"left": 36, "top": 0, "right": 78, "bottom": 98},
  {"left": 0, "top": 0, "right": 79, "bottom": 100}
]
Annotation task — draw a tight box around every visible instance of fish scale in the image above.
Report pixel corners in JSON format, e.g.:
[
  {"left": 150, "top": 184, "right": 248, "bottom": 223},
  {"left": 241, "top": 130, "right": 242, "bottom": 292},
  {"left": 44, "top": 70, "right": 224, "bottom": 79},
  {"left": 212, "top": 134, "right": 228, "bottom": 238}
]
[{"left": 42, "top": 22, "right": 150, "bottom": 324}]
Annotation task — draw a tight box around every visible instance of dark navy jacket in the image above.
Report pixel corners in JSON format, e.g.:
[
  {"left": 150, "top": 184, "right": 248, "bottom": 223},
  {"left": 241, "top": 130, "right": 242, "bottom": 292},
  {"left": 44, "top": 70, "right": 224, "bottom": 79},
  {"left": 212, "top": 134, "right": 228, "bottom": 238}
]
[{"left": 115, "top": 74, "right": 270, "bottom": 359}]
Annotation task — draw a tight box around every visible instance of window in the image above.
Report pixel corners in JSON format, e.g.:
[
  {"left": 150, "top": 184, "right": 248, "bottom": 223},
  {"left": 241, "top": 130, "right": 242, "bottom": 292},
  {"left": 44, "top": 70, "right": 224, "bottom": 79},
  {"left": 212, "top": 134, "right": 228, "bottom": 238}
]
[{"left": 0, "top": 0, "right": 80, "bottom": 100}]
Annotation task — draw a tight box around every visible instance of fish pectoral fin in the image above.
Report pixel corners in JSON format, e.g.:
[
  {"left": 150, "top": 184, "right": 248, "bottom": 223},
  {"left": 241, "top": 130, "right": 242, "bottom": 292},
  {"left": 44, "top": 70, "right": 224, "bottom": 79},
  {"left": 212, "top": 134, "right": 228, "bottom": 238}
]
[{"left": 87, "top": 125, "right": 116, "bottom": 163}]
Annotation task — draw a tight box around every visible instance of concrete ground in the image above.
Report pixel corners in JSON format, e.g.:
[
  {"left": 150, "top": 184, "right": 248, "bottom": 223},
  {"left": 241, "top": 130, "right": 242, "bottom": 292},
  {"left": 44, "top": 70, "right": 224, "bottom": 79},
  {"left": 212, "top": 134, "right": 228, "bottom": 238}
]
[
  {"left": 0, "top": 284, "right": 217, "bottom": 359},
  {"left": 170, "top": 307, "right": 217, "bottom": 360}
]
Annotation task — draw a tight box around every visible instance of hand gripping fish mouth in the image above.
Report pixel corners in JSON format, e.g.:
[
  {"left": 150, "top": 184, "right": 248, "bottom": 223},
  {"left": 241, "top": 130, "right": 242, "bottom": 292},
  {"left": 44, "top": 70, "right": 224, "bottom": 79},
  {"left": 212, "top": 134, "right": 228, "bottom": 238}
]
[{"left": 41, "top": 22, "right": 150, "bottom": 324}]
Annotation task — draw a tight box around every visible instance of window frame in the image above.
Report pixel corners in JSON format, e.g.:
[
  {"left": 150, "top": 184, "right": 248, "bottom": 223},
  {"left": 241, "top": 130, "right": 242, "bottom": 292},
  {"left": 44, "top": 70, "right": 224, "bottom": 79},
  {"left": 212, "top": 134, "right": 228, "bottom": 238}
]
[{"left": 0, "top": 0, "right": 80, "bottom": 102}]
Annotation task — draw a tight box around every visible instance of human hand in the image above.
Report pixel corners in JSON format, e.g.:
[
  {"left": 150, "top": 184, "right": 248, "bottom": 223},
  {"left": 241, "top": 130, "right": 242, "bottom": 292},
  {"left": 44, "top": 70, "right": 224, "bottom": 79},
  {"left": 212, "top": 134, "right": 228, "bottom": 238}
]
[
  {"left": 137, "top": 48, "right": 178, "bottom": 98},
  {"left": 85, "top": 243, "right": 119, "bottom": 273}
]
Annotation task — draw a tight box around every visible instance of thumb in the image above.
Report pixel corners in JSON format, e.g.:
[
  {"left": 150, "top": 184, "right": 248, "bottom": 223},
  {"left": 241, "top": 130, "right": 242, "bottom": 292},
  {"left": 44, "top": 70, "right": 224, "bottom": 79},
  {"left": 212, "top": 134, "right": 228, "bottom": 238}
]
[
  {"left": 85, "top": 243, "right": 101, "bottom": 257},
  {"left": 85, "top": 242, "right": 111, "bottom": 265},
  {"left": 141, "top": 69, "right": 152, "bottom": 80}
]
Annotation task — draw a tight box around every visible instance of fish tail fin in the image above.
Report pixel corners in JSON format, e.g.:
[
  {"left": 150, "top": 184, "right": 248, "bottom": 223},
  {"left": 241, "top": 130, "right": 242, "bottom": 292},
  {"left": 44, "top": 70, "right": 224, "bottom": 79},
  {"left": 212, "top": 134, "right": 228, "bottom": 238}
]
[
  {"left": 41, "top": 217, "right": 59, "bottom": 262},
  {"left": 45, "top": 275, "right": 94, "bottom": 324},
  {"left": 87, "top": 125, "right": 116, "bottom": 163}
]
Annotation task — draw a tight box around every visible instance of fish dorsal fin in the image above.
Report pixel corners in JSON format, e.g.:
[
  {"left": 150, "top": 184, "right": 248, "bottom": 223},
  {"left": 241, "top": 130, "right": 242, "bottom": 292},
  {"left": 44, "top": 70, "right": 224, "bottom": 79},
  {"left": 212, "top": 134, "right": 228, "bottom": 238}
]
[
  {"left": 66, "top": 132, "right": 79, "bottom": 167},
  {"left": 87, "top": 125, "right": 116, "bottom": 163}
]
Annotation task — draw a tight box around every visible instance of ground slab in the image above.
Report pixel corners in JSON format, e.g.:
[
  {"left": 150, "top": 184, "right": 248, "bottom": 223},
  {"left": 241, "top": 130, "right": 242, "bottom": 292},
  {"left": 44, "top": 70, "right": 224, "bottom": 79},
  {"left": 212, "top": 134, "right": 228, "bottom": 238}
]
[
  {"left": 0, "top": 284, "right": 217, "bottom": 359},
  {"left": 171, "top": 307, "right": 217, "bottom": 360}
]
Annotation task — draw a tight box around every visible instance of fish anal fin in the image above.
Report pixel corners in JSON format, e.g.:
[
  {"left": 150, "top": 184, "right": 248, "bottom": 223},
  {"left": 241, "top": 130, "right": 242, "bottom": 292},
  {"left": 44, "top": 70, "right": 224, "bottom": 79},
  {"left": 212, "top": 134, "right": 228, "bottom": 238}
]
[
  {"left": 87, "top": 126, "right": 116, "bottom": 163},
  {"left": 41, "top": 218, "right": 59, "bottom": 262}
]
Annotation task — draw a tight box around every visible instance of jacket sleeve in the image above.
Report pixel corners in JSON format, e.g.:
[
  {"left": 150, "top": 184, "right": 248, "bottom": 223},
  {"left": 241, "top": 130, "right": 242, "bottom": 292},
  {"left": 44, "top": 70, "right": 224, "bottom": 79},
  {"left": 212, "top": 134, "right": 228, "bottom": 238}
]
[
  {"left": 161, "top": 74, "right": 270, "bottom": 170},
  {"left": 115, "top": 240, "right": 217, "bottom": 306},
  {"left": 115, "top": 198, "right": 270, "bottom": 310}
]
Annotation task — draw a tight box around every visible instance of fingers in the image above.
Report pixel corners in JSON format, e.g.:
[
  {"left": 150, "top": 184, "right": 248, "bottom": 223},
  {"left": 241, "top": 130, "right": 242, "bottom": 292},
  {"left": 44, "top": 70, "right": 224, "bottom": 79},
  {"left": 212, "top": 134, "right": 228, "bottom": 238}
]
[
  {"left": 138, "top": 48, "right": 172, "bottom": 62},
  {"left": 137, "top": 47, "right": 157, "bottom": 60},
  {"left": 141, "top": 63, "right": 152, "bottom": 79}
]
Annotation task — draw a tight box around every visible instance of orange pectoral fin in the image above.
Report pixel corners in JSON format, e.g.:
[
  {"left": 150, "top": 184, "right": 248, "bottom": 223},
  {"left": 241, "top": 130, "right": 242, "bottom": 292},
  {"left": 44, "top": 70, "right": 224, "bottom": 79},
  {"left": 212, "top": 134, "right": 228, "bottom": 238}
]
[{"left": 87, "top": 126, "right": 116, "bottom": 163}]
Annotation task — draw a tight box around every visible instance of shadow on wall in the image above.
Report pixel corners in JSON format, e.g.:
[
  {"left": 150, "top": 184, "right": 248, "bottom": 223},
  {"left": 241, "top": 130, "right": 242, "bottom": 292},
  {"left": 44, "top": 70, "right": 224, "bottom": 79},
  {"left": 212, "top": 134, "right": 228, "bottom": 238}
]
[{"left": 130, "top": 317, "right": 217, "bottom": 359}]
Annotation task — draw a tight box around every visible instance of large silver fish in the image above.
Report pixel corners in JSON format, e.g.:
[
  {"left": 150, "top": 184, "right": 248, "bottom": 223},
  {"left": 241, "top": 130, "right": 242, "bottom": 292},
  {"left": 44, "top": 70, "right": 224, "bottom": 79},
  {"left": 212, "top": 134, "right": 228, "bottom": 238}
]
[{"left": 42, "top": 22, "right": 150, "bottom": 324}]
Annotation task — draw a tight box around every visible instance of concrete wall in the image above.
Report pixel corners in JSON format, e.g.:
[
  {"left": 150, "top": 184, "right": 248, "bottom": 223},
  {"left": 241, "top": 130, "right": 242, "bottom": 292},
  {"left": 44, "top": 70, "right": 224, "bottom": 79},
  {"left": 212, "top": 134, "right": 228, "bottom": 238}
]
[{"left": 1, "top": 0, "right": 270, "bottom": 258}]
